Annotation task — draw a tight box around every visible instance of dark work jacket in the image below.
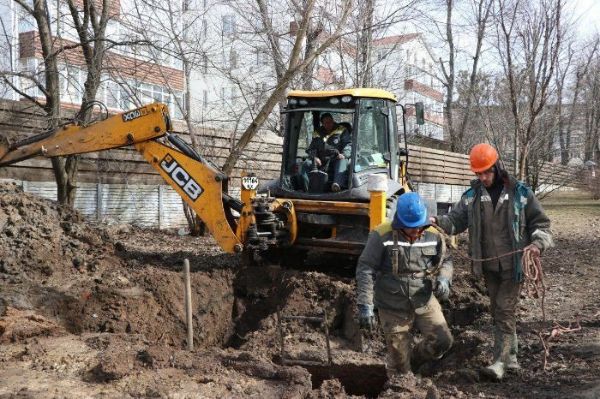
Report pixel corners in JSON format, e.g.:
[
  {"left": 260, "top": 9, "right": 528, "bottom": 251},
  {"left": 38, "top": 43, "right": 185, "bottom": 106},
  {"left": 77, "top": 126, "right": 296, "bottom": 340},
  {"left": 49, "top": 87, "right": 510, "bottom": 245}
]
[
  {"left": 307, "top": 125, "right": 351, "bottom": 161},
  {"left": 437, "top": 176, "right": 554, "bottom": 282},
  {"left": 356, "top": 222, "right": 453, "bottom": 312}
]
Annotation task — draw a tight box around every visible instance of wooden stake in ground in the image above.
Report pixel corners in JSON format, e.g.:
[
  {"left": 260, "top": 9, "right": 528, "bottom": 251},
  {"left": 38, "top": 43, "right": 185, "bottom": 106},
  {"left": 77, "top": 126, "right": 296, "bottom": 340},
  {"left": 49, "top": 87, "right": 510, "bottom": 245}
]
[{"left": 184, "top": 258, "right": 193, "bottom": 351}]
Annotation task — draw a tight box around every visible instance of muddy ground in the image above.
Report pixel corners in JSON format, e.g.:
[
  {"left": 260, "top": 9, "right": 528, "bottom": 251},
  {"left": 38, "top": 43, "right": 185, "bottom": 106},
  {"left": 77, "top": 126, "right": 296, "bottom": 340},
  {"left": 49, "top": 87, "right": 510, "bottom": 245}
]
[{"left": 0, "top": 182, "right": 599, "bottom": 398}]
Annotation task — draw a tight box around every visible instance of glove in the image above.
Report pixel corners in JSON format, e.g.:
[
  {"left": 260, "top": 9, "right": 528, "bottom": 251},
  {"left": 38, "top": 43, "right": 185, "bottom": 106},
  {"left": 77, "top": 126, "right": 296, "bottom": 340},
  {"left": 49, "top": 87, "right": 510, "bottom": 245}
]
[
  {"left": 524, "top": 243, "right": 541, "bottom": 258},
  {"left": 357, "top": 304, "right": 376, "bottom": 331},
  {"left": 434, "top": 277, "right": 450, "bottom": 301}
]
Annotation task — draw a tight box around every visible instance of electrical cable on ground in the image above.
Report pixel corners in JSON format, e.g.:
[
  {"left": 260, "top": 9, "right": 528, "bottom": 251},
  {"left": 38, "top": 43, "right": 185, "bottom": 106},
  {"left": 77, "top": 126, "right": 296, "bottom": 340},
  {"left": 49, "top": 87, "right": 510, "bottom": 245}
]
[{"left": 431, "top": 223, "right": 581, "bottom": 370}]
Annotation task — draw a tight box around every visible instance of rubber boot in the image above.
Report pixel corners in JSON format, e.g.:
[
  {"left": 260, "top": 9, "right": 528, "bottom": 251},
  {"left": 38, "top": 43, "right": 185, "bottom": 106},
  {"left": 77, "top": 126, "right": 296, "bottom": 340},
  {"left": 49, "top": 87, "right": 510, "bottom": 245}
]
[
  {"left": 481, "top": 332, "right": 511, "bottom": 381},
  {"left": 410, "top": 342, "right": 429, "bottom": 372},
  {"left": 506, "top": 332, "right": 520, "bottom": 370}
]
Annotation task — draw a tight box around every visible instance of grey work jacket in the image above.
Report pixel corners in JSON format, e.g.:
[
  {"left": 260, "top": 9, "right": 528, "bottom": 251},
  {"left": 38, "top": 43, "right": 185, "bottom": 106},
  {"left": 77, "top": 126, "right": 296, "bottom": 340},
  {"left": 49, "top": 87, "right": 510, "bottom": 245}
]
[
  {"left": 356, "top": 222, "right": 453, "bottom": 312},
  {"left": 437, "top": 176, "right": 554, "bottom": 282}
]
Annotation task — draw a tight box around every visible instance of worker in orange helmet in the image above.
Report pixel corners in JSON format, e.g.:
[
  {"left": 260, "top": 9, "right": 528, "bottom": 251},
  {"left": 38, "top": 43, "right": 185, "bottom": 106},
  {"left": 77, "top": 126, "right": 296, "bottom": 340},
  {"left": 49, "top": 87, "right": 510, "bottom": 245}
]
[{"left": 431, "top": 143, "right": 554, "bottom": 380}]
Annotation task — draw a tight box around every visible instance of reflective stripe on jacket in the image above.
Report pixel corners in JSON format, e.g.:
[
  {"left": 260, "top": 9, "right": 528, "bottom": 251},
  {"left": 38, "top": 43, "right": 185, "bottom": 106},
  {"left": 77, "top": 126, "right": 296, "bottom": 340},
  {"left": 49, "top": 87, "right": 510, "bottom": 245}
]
[{"left": 356, "top": 222, "right": 453, "bottom": 312}]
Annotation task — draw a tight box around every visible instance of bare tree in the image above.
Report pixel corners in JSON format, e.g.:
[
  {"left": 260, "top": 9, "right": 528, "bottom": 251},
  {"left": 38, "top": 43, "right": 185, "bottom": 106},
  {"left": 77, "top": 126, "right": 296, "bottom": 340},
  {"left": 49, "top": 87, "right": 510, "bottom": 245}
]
[
  {"left": 494, "top": 0, "right": 564, "bottom": 182},
  {"left": 435, "top": 0, "right": 493, "bottom": 152},
  {"left": 55, "top": 0, "right": 114, "bottom": 205},
  {"left": 582, "top": 56, "right": 600, "bottom": 163},
  {"left": 3, "top": 1, "right": 63, "bottom": 201},
  {"left": 1, "top": 0, "right": 125, "bottom": 205},
  {"left": 221, "top": 0, "right": 353, "bottom": 175},
  {"left": 554, "top": 38, "right": 599, "bottom": 164}
]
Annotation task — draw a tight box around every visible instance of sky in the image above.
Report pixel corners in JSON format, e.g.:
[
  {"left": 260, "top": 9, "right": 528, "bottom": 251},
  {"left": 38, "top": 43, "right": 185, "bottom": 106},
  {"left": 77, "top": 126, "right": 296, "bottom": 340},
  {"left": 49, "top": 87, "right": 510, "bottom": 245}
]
[{"left": 573, "top": 0, "right": 600, "bottom": 38}]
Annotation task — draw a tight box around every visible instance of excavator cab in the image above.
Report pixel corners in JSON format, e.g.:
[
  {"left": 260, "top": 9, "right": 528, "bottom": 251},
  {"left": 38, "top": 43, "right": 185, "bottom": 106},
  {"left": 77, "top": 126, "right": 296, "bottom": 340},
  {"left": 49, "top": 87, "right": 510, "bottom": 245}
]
[
  {"left": 269, "top": 89, "right": 406, "bottom": 201},
  {"left": 260, "top": 89, "right": 410, "bottom": 257}
]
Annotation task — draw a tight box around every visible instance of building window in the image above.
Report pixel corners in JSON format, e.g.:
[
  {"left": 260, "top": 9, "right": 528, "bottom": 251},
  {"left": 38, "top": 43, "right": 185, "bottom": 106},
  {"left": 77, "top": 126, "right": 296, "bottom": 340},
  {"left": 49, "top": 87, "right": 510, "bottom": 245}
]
[
  {"left": 18, "top": 9, "right": 35, "bottom": 33},
  {"left": 105, "top": 80, "right": 120, "bottom": 109},
  {"left": 222, "top": 14, "right": 236, "bottom": 36},
  {"left": 229, "top": 49, "right": 238, "bottom": 69},
  {"left": 60, "top": 65, "right": 85, "bottom": 104},
  {"left": 18, "top": 58, "right": 42, "bottom": 98},
  {"left": 230, "top": 86, "right": 237, "bottom": 104},
  {"left": 202, "top": 52, "right": 208, "bottom": 74}
]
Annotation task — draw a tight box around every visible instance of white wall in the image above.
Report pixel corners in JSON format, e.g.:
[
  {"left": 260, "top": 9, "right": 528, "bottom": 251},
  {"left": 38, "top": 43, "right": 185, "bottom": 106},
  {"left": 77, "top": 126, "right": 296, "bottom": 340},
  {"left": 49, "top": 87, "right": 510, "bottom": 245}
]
[{"left": 0, "top": 0, "right": 18, "bottom": 100}]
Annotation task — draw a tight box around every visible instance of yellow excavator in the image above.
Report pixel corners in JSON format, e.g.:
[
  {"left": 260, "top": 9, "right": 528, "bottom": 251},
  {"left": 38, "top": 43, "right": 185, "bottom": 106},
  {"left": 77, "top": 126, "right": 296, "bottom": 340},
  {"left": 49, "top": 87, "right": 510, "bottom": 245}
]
[{"left": 0, "top": 89, "right": 417, "bottom": 265}]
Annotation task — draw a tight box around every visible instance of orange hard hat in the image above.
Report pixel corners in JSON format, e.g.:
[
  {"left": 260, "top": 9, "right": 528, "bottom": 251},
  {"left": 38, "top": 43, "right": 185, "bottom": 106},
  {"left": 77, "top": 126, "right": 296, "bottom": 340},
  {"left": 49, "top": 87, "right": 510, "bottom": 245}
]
[{"left": 469, "top": 143, "right": 498, "bottom": 173}]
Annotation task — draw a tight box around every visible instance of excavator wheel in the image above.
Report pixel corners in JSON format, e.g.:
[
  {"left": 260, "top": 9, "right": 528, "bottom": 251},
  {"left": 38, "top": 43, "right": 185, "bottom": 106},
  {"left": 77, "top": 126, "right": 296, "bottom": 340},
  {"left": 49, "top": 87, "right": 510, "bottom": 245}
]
[{"left": 386, "top": 193, "right": 401, "bottom": 222}]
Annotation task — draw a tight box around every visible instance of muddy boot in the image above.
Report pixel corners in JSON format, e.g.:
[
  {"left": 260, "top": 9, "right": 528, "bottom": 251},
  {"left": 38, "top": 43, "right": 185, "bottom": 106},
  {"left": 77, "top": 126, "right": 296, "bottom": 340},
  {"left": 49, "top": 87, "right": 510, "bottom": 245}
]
[
  {"left": 506, "top": 332, "right": 520, "bottom": 370},
  {"left": 410, "top": 344, "right": 428, "bottom": 372},
  {"left": 481, "top": 332, "right": 511, "bottom": 381}
]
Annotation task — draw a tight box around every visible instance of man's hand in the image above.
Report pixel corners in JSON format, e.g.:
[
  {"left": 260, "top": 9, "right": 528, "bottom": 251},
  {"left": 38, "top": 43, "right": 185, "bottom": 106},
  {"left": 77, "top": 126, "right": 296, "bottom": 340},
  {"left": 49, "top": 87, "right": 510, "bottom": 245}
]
[
  {"left": 429, "top": 216, "right": 437, "bottom": 225},
  {"left": 337, "top": 153, "right": 345, "bottom": 160},
  {"left": 315, "top": 157, "right": 322, "bottom": 167},
  {"left": 524, "top": 243, "right": 541, "bottom": 258},
  {"left": 357, "top": 304, "right": 376, "bottom": 331},
  {"left": 434, "top": 277, "right": 450, "bottom": 300}
]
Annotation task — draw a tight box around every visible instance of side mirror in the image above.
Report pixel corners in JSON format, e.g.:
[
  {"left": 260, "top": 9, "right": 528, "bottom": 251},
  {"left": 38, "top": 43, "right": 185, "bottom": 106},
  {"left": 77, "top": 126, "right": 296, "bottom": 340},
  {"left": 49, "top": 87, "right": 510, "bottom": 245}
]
[{"left": 415, "top": 102, "right": 425, "bottom": 125}]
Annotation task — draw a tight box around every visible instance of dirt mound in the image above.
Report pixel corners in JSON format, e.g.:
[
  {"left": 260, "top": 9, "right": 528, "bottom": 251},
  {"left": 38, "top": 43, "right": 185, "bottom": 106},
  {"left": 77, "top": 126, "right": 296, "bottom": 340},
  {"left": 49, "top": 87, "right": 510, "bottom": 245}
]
[
  {"left": 0, "top": 307, "right": 65, "bottom": 343},
  {"left": 0, "top": 182, "right": 109, "bottom": 283},
  {"left": 0, "top": 182, "right": 237, "bottom": 349}
]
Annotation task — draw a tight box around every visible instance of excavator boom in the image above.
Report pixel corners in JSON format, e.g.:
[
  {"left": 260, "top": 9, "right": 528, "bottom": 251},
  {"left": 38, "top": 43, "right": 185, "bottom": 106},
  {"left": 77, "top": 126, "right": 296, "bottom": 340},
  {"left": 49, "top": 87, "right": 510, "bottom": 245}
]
[{"left": 0, "top": 103, "right": 170, "bottom": 166}]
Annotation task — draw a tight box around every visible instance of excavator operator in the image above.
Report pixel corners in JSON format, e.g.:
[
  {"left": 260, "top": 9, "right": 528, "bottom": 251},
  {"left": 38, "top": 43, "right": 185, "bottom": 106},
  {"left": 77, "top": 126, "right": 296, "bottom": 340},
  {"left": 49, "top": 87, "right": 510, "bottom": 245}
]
[{"left": 301, "top": 113, "right": 351, "bottom": 192}]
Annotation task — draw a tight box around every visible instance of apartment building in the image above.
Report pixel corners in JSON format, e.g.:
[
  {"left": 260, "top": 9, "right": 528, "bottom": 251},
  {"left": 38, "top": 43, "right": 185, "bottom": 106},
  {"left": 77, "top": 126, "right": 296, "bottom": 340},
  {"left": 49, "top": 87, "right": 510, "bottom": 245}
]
[
  {"left": 310, "top": 32, "right": 446, "bottom": 141},
  {"left": 0, "top": 0, "right": 185, "bottom": 119}
]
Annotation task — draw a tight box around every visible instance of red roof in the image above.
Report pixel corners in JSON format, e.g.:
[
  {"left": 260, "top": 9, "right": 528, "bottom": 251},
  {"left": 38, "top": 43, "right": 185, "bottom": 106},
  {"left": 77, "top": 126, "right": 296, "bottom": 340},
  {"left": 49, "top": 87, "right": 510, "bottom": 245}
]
[{"left": 373, "top": 33, "right": 420, "bottom": 47}]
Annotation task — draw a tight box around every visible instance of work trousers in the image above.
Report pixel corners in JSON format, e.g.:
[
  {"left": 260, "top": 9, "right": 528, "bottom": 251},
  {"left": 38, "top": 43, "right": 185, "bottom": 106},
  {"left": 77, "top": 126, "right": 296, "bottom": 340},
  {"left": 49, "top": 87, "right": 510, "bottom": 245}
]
[
  {"left": 378, "top": 296, "right": 453, "bottom": 374},
  {"left": 301, "top": 157, "right": 348, "bottom": 191},
  {"left": 483, "top": 270, "right": 522, "bottom": 335}
]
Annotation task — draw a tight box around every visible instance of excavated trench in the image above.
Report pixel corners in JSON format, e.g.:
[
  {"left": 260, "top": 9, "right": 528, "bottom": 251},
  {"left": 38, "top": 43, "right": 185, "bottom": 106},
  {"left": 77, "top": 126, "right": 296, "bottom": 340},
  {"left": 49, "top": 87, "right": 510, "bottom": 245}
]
[{"left": 226, "top": 261, "right": 390, "bottom": 397}]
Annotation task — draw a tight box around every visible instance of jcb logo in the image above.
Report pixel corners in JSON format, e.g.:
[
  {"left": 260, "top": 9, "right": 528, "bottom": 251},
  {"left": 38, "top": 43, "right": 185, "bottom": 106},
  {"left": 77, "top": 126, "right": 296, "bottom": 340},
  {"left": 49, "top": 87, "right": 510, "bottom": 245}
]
[
  {"left": 160, "top": 155, "right": 203, "bottom": 201},
  {"left": 122, "top": 107, "right": 148, "bottom": 122}
]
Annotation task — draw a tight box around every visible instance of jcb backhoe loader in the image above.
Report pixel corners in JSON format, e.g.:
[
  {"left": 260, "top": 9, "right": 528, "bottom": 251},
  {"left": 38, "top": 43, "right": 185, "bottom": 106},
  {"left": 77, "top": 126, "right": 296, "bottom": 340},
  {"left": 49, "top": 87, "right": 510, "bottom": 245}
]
[{"left": 0, "top": 88, "right": 414, "bottom": 266}]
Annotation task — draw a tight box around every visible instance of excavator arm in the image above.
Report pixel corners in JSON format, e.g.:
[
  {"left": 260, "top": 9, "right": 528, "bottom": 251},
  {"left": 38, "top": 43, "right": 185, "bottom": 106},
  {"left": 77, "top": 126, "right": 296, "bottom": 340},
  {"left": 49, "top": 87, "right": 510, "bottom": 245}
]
[
  {"left": 0, "top": 103, "right": 296, "bottom": 255},
  {"left": 0, "top": 104, "right": 170, "bottom": 165}
]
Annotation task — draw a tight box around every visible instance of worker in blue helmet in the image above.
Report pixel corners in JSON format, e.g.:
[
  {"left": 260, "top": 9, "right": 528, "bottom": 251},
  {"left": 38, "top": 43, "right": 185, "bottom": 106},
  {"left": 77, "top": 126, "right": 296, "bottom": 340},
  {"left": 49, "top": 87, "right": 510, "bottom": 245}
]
[{"left": 355, "top": 192, "right": 454, "bottom": 380}]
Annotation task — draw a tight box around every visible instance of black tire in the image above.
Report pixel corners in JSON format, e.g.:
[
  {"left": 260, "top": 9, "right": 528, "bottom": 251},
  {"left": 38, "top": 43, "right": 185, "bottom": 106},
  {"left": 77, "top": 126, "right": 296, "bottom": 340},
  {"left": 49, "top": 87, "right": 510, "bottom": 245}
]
[{"left": 386, "top": 193, "right": 401, "bottom": 222}]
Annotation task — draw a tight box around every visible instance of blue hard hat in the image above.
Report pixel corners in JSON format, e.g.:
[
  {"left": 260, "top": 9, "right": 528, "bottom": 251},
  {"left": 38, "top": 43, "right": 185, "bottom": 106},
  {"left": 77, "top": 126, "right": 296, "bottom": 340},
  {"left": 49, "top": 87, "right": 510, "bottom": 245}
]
[{"left": 393, "top": 192, "right": 428, "bottom": 229}]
